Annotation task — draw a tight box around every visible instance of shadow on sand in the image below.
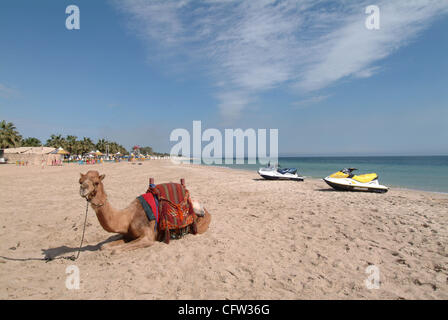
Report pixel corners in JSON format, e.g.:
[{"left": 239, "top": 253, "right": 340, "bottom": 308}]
[
  {"left": 252, "top": 178, "right": 303, "bottom": 182},
  {"left": 0, "top": 235, "right": 122, "bottom": 262},
  {"left": 42, "top": 234, "right": 123, "bottom": 260}
]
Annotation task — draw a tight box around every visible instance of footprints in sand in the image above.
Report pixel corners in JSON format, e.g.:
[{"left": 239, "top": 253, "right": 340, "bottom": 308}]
[
  {"left": 1, "top": 163, "right": 447, "bottom": 299},
  {"left": 413, "top": 279, "right": 437, "bottom": 291}
]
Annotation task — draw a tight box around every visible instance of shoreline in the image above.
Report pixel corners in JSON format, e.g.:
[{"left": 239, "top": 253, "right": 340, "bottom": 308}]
[
  {"left": 2, "top": 159, "right": 447, "bottom": 195},
  {"left": 198, "top": 162, "right": 448, "bottom": 196}
]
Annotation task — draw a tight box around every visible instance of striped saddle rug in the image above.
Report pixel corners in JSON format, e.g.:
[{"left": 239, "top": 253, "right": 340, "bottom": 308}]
[{"left": 143, "top": 182, "right": 197, "bottom": 244}]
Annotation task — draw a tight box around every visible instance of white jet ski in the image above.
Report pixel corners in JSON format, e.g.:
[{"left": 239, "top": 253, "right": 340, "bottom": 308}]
[
  {"left": 323, "top": 168, "right": 388, "bottom": 193},
  {"left": 258, "top": 164, "right": 304, "bottom": 181}
]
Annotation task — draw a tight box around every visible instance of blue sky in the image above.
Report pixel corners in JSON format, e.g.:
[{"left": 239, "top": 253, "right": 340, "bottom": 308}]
[{"left": 0, "top": 0, "right": 447, "bottom": 155}]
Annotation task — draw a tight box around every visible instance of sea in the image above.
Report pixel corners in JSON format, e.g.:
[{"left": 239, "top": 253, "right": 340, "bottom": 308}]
[{"left": 200, "top": 156, "right": 448, "bottom": 194}]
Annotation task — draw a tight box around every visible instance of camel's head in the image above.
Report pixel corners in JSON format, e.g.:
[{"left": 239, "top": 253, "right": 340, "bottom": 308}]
[{"left": 79, "top": 170, "right": 105, "bottom": 199}]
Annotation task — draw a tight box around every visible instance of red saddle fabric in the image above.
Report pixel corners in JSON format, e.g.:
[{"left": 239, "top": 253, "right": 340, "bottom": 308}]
[
  {"left": 140, "top": 192, "right": 159, "bottom": 224},
  {"left": 147, "top": 182, "right": 197, "bottom": 243}
]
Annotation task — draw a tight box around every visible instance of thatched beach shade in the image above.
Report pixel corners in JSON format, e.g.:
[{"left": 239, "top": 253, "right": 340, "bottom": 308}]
[
  {"left": 87, "top": 150, "right": 102, "bottom": 156},
  {"left": 53, "top": 147, "right": 70, "bottom": 155}
]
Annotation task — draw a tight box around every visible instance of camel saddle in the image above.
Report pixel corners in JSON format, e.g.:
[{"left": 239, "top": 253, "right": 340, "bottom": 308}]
[{"left": 139, "top": 182, "right": 197, "bottom": 244}]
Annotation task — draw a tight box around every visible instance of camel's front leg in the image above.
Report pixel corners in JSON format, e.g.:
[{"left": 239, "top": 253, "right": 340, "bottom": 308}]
[
  {"left": 111, "top": 236, "right": 154, "bottom": 253},
  {"left": 101, "top": 238, "right": 126, "bottom": 250}
]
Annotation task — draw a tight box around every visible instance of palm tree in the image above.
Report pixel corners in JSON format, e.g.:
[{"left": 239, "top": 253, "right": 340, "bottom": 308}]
[
  {"left": 96, "top": 139, "right": 108, "bottom": 153},
  {"left": 108, "top": 141, "right": 118, "bottom": 154},
  {"left": 79, "top": 137, "right": 95, "bottom": 155},
  {"left": 119, "top": 145, "right": 129, "bottom": 155},
  {"left": 21, "top": 137, "right": 42, "bottom": 147},
  {"left": 0, "top": 120, "right": 22, "bottom": 148},
  {"left": 108, "top": 142, "right": 129, "bottom": 155},
  {"left": 66, "top": 135, "right": 78, "bottom": 154},
  {"left": 140, "top": 146, "right": 153, "bottom": 155},
  {"left": 45, "top": 134, "right": 66, "bottom": 149}
]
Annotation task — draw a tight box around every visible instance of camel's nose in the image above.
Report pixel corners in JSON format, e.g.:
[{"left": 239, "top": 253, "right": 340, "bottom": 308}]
[{"left": 79, "top": 184, "right": 88, "bottom": 197}]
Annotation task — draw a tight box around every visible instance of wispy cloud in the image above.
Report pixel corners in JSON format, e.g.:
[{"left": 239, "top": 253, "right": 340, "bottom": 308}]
[
  {"left": 114, "top": 0, "right": 448, "bottom": 119},
  {"left": 292, "top": 95, "right": 329, "bottom": 109},
  {"left": 0, "top": 83, "right": 19, "bottom": 99},
  {"left": 297, "top": 1, "right": 448, "bottom": 91}
]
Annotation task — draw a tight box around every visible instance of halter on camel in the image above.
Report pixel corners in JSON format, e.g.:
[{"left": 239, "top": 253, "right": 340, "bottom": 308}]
[{"left": 85, "top": 181, "right": 107, "bottom": 207}]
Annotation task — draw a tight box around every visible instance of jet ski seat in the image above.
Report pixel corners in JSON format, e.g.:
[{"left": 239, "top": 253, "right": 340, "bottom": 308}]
[
  {"left": 329, "top": 171, "right": 349, "bottom": 178},
  {"left": 352, "top": 173, "right": 378, "bottom": 183},
  {"left": 277, "top": 168, "right": 297, "bottom": 175}
]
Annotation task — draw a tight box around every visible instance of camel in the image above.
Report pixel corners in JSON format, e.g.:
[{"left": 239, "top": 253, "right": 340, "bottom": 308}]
[{"left": 78, "top": 170, "right": 211, "bottom": 253}]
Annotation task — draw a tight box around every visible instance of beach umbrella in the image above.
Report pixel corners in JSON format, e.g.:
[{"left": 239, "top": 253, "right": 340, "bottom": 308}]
[
  {"left": 94, "top": 150, "right": 103, "bottom": 156},
  {"left": 53, "top": 147, "right": 70, "bottom": 155}
]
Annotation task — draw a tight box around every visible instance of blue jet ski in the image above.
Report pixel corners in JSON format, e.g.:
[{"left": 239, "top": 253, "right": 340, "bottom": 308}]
[{"left": 258, "top": 164, "right": 304, "bottom": 181}]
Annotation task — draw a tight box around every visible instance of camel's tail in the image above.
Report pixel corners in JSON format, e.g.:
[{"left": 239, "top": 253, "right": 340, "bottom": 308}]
[{"left": 195, "top": 209, "right": 211, "bottom": 234}]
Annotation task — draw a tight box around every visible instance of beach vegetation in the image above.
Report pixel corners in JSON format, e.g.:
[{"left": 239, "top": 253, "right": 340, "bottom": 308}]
[
  {"left": 0, "top": 120, "right": 171, "bottom": 156},
  {"left": 139, "top": 146, "right": 153, "bottom": 155},
  {"left": 21, "top": 137, "right": 42, "bottom": 147},
  {"left": 0, "top": 120, "right": 22, "bottom": 148},
  {"left": 45, "top": 134, "right": 66, "bottom": 149},
  {"left": 0, "top": 120, "right": 133, "bottom": 155}
]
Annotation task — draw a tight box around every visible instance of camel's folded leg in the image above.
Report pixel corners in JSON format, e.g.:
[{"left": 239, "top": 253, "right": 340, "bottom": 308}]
[
  {"left": 101, "top": 238, "right": 126, "bottom": 250},
  {"left": 111, "top": 236, "right": 154, "bottom": 253},
  {"left": 195, "top": 209, "right": 211, "bottom": 234}
]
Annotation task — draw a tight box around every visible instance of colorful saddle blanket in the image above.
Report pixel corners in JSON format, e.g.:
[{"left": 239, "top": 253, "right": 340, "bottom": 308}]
[
  {"left": 137, "top": 192, "right": 159, "bottom": 230},
  {"left": 139, "top": 182, "right": 197, "bottom": 243}
]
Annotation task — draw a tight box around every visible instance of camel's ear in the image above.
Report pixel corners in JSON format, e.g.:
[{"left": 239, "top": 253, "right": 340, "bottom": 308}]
[
  {"left": 99, "top": 174, "right": 106, "bottom": 181},
  {"left": 80, "top": 173, "right": 85, "bottom": 178}
]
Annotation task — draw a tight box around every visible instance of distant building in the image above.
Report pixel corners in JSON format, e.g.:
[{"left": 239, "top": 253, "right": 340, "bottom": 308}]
[{"left": 2, "top": 147, "right": 60, "bottom": 165}]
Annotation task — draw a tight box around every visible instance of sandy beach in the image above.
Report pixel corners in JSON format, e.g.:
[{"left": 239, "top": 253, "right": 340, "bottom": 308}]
[{"left": 0, "top": 160, "right": 447, "bottom": 299}]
